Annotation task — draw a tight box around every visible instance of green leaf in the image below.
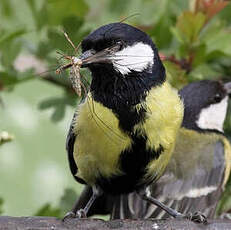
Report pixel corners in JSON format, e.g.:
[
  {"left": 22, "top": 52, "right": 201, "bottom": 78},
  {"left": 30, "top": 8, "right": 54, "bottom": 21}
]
[
  {"left": 188, "top": 64, "right": 220, "bottom": 82},
  {"left": 0, "top": 198, "right": 3, "bottom": 214},
  {"left": 219, "top": 3, "right": 231, "bottom": 25},
  {"left": 34, "top": 203, "right": 61, "bottom": 217},
  {"left": 36, "top": 41, "right": 53, "bottom": 59},
  {"left": 0, "top": 71, "right": 33, "bottom": 90},
  {"left": 61, "top": 16, "right": 90, "bottom": 47},
  {"left": 26, "top": 0, "right": 48, "bottom": 30},
  {"left": 172, "top": 11, "right": 206, "bottom": 44},
  {"left": 47, "top": 0, "right": 89, "bottom": 25},
  {"left": 36, "top": 4, "right": 49, "bottom": 30},
  {"left": 217, "top": 177, "right": 231, "bottom": 215},
  {"left": 170, "top": 27, "right": 184, "bottom": 44},
  {"left": 0, "top": 28, "right": 26, "bottom": 68},
  {"left": 109, "top": 0, "right": 130, "bottom": 14},
  {"left": 191, "top": 43, "right": 207, "bottom": 67},
  {"left": 163, "top": 60, "right": 187, "bottom": 89},
  {"left": 62, "top": 16, "right": 84, "bottom": 36},
  {"left": 0, "top": 28, "right": 26, "bottom": 46},
  {"left": 0, "top": 41, "right": 22, "bottom": 68},
  {"left": 47, "top": 29, "right": 70, "bottom": 52},
  {"left": 148, "top": 16, "right": 174, "bottom": 49},
  {"left": 200, "top": 20, "right": 231, "bottom": 57},
  {"left": 205, "top": 31, "right": 231, "bottom": 57},
  {"left": 38, "top": 93, "right": 76, "bottom": 122},
  {"left": 0, "top": 0, "right": 13, "bottom": 17},
  {"left": 25, "top": 0, "right": 37, "bottom": 15}
]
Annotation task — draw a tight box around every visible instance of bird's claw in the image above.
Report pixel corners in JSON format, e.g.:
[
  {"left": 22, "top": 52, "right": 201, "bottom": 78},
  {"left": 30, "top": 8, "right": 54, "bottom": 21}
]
[
  {"left": 62, "top": 209, "right": 87, "bottom": 221},
  {"left": 76, "top": 209, "right": 87, "bottom": 218},
  {"left": 62, "top": 211, "right": 76, "bottom": 221},
  {"left": 184, "top": 211, "right": 207, "bottom": 224}
]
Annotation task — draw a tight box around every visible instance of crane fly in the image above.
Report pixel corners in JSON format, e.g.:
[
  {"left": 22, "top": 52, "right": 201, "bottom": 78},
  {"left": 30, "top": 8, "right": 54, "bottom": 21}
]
[{"left": 55, "top": 31, "right": 85, "bottom": 97}]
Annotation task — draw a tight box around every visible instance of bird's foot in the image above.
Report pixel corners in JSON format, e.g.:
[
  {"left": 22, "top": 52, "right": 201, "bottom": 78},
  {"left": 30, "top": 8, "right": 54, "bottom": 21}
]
[
  {"left": 62, "top": 211, "right": 76, "bottom": 221},
  {"left": 62, "top": 209, "right": 87, "bottom": 221},
  {"left": 183, "top": 211, "right": 207, "bottom": 224},
  {"left": 76, "top": 209, "right": 87, "bottom": 218}
]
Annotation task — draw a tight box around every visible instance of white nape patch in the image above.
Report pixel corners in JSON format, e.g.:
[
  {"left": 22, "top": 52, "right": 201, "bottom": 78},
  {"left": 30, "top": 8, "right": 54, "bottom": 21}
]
[
  {"left": 196, "top": 96, "right": 228, "bottom": 132},
  {"left": 109, "top": 42, "right": 154, "bottom": 75}
]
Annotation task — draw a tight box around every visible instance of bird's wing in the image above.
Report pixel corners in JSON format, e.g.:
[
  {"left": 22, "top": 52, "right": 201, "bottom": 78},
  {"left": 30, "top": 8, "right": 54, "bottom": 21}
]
[
  {"left": 66, "top": 111, "right": 77, "bottom": 176},
  {"left": 111, "top": 128, "right": 230, "bottom": 219},
  {"left": 148, "top": 139, "right": 225, "bottom": 219},
  {"left": 66, "top": 110, "right": 86, "bottom": 184},
  {"left": 66, "top": 110, "right": 114, "bottom": 215}
]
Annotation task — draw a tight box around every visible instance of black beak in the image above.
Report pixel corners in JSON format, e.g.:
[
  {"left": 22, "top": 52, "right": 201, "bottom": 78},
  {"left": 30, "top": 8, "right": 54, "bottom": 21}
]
[
  {"left": 224, "top": 82, "right": 231, "bottom": 95},
  {"left": 79, "top": 44, "right": 121, "bottom": 67}
]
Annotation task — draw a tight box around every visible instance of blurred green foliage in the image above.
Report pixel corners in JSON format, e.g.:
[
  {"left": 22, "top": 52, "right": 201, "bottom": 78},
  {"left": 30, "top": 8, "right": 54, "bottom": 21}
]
[
  {"left": 34, "top": 188, "right": 78, "bottom": 218},
  {"left": 0, "top": 0, "right": 231, "bottom": 217},
  {"left": 34, "top": 203, "right": 61, "bottom": 218},
  {"left": 0, "top": 199, "right": 3, "bottom": 215}
]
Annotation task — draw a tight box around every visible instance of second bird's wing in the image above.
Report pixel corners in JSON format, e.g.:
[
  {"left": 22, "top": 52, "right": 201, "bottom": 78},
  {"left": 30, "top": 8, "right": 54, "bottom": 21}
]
[{"left": 111, "top": 128, "right": 230, "bottom": 219}]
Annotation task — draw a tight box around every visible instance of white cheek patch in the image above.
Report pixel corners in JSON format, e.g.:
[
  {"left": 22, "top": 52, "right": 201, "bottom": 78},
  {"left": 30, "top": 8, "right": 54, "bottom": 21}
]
[
  {"left": 196, "top": 96, "right": 228, "bottom": 132},
  {"left": 109, "top": 42, "right": 154, "bottom": 75}
]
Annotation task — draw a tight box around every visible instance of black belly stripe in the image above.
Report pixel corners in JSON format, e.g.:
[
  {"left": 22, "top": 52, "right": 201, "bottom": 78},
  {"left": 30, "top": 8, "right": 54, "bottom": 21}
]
[
  {"left": 114, "top": 105, "right": 146, "bottom": 133},
  {"left": 96, "top": 132, "right": 164, "bottom": 194}
]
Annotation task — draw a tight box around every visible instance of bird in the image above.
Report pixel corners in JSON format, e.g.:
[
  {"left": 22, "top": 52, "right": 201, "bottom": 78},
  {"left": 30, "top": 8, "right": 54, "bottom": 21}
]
[
  {"left": 64, "top": 22, "right": 184, "bottom": 220},
  {"left": 69, "top": 80, "right": 231, "bottom": 221},
  {"left": 110, "top": 80, "right": 231, "bottom": 220}
]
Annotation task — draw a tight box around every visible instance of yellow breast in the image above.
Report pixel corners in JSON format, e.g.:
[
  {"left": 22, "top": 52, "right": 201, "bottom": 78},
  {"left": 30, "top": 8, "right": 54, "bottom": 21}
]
[
  {"left": 73, "top": 96, "right": 132, "bottom": 185},
  {"left": 73, "top": 81, "right": 183, "bottom": 186},
  {"left": 135, "top": 82, "right": 183, "bottom": 182}
]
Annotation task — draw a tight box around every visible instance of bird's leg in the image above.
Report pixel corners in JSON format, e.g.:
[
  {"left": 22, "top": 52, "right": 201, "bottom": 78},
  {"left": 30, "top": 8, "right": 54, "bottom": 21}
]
[
  {"left": 137, "top": 187, "right": 207, "bottom": 224},
  {"left": 63, "top": 186, "right": 92, "bottom": 220},
  {"left": 76, "top": 186, "right": 103, "bottom": 218},
  {"left": 63, "top": 186, "right": 103, "bottom": 220},
  {"left": 137, "top": 187, "right": 183, "bottom": 218}
]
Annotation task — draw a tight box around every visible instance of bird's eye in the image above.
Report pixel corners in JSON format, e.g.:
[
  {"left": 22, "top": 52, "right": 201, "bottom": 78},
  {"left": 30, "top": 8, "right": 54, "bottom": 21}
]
[
  {"left": 116, "top": 40, "right": 124, "bottom": 50},
  {"left": 214, "top": 93, "right": 222, "bottom": 103}
]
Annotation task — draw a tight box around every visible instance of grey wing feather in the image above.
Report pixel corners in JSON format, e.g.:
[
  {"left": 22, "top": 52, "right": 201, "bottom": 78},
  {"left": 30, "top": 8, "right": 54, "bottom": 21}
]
[
  {"left": 148, "top": 138, "right": 225, "bottom": 219},
  {"left": 111, "top": 133, "right": 227, "bottom": 219},
  {"left": 148, "top": 139, "right": 225, "bottom": 219}
]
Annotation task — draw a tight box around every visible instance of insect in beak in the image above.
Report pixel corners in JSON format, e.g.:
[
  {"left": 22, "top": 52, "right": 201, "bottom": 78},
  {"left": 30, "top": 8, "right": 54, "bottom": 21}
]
[
  {"left": 55, "top": 31, "right": 121, "bottom": 97},
  {"left": 55, "top": 52, "right": 84, "bottom": 97}
]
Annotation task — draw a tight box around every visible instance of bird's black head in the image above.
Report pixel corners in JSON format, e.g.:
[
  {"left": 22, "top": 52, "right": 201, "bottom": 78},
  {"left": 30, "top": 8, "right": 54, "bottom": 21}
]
[
  {"left": 179, "top": 80, "right": 231, "bottom": 133},
  {"left": 80, "top": 23, "right": 165, "bottom": 109}
]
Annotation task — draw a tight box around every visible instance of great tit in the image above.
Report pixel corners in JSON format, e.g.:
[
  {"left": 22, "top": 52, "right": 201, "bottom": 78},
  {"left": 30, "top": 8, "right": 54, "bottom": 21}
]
[
  {"left": 110, "top": 80, "right": 231, "bottom": 220},
  {"left": 69, "top": 80, "right": 231, "bottom": 220},
  {"left": 65, "top": 23, "right": 184, "bottom": 219}
]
